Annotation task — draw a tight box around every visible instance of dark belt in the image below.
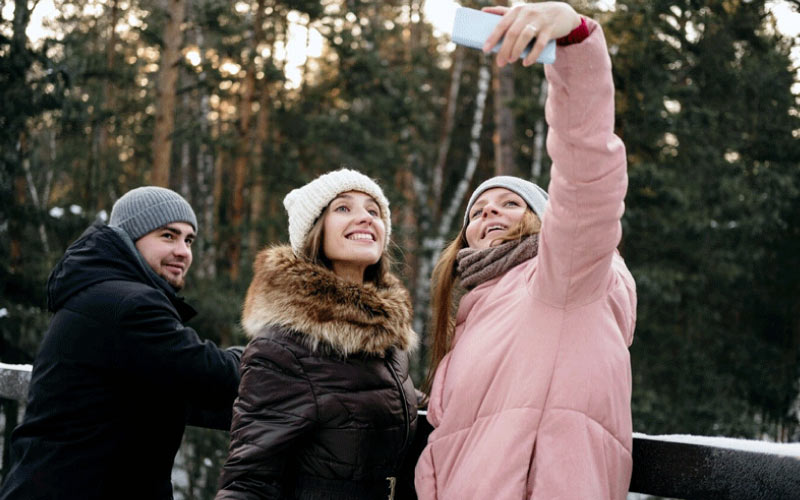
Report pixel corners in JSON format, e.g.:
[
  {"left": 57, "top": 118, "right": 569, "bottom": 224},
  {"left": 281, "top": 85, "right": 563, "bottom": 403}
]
[{"left": 294, "top": 475, "right": 397, "bottom": 500}]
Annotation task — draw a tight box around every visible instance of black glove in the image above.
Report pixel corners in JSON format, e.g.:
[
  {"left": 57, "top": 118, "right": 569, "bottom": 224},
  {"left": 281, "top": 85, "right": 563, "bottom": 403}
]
[{"left": 226, "top": 345, "right": 244, "bottom": 364}]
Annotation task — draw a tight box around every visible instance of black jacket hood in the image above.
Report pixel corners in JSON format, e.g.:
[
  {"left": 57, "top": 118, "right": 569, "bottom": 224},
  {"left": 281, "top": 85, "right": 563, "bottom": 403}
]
[{"left": 46, "top": 222, "right": 196, "bottom": 320}]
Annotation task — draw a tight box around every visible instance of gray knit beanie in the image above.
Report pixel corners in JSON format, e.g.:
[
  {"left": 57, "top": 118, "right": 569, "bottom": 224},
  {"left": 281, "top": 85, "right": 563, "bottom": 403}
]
[
  {"left": 464, "top": 176, "right": 549, "bottom": 226},
  {"left": 109, "top": 186, "right": 197, "bottom": 241}
]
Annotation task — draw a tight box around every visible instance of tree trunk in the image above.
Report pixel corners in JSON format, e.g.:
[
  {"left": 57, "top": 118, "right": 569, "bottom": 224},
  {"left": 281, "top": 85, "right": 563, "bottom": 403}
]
[
  {"left": 432, "top": 47, "right": 464, "bottom": 206},
  {"left": 191, "top": 27, "right": 217, "bottom": 279},
  {"left": 179, "top": 93, "right": 191, "bottom": 197},
  {"left": 248, "top": 81, "right": 271, "bottom": 256},
  {"left": 530, "top": 77, "right": 548, "bottom": 181},
  {"left": 6, "top": 0, "right": 33, "bottom": 273},
  {"left": 407, "top": 0, "right": 422, "bottom": 59},
  {"left": 211, "top": 136, "right": 225, "bottom": 278},
  {"left": 395, "top": 165, "right": 424, "bottom": 373},
  {"left": 492, "top": 63, "right": 515, "bottom": 175},
  {"left": 43, "top": 130, "right": 55, "bottom": 209},
  {"left": 413, "top": 61, "right": 492, "bottom": 335},
  {"left": 395, "top": 166, "right": 419, "bottom": 295},
  {"left": 228, "top": 0, "right": 267, "bottom": 281},
  {"left": 11, "top": 167, "right": 27, "bottom": 271},
  {"left": 21, "top": 142, "right": 50, "bottom": 254},
  {"left": 97, "top": 0, "right": 119, "bottom": 209},
  {"left": 104, "top": 0, "right": 119, "bottom": 114},
  {"left": 438, "top": 62, "right": 491, "bottom": 240},
  {"left": 151, "top": 0, "right": 187, "bottom": 187},
  {"left": 301, "top": 14, "right": 312, "bottom": 92}
]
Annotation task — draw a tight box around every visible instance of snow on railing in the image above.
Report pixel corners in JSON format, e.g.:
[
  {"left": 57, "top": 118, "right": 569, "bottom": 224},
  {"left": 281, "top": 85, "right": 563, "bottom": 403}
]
[
  {"left": 630, "top": 432, "right": 800, "bottom": 499},
  {"left": 634, "top": 432, "right": 800, "bottom": 457}
]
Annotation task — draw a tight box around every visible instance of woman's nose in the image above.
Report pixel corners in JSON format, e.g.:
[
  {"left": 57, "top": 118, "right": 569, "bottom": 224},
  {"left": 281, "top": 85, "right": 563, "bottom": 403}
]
[
  {"left": 354, "top": 208, "right": 373, "bottom": 224},
  {"left": 482, "top": 204, "right": 499, "bottom": 217}
]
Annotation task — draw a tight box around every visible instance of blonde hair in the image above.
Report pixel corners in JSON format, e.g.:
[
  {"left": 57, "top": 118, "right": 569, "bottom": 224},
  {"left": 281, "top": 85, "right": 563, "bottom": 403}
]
[
  {"left": 301, "top": 205, "right": 391, "bottom": 286},
  {"left": 422, "top": 209, "right": 541, "bottom": 395}
]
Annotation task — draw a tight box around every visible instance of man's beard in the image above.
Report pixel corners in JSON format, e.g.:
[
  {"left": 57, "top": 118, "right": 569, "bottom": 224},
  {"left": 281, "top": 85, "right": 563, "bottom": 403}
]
[{"left": 160, "top": 271, "right": 185, "bottom": 291}]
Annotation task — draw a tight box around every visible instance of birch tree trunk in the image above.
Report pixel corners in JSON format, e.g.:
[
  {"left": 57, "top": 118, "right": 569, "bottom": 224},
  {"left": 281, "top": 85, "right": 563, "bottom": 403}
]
[
  {"left": 413, "top": 61, "right": 491, "bottom": 335},
  {"left": 437, "top": 62, "right": 491, "bottom": 245},
  {"left": 151, "top": 0, "right": 186, "bottom": 187},
  {"left": 21, "top": 143, "right": 51, "bottom": 255}
]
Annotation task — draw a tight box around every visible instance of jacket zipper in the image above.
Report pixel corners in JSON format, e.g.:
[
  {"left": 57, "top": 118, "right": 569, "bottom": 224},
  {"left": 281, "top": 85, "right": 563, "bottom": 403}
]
[{"left": 385, "top": 356, "right": 410, "bottom": 451}]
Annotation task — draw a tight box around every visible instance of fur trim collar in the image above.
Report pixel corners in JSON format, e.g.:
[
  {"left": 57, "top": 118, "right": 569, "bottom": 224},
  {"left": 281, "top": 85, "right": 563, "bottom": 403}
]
[{"left": 242, "top": 246, "right": 417, "bottom": 356}]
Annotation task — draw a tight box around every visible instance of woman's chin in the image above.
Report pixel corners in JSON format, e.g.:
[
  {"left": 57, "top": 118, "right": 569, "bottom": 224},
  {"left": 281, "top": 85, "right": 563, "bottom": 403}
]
[{"left": 338, "top": 251, "right": 381, "bottom": 268}]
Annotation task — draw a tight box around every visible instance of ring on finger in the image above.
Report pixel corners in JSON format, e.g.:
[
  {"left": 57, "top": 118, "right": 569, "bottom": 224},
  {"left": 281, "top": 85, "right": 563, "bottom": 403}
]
[{"left": 523, "top": 23, "right": 538, "bottom": 35}]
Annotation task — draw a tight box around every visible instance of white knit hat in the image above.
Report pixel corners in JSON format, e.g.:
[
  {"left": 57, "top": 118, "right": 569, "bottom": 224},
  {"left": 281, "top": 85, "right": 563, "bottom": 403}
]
[{"left": 283, "top": 168, "right": 391, "bottom": 256}]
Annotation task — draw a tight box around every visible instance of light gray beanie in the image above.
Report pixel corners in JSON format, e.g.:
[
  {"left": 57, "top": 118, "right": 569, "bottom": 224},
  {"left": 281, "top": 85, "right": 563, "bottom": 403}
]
[
  {"left": 283, "top": 168, "right": 391, "bottom": 256},
  {"left": 464, "top": 176, "right": 549, "bottom": 226},
  {"left": 109, "top": 186, "right": 198, "bottom": 241}
]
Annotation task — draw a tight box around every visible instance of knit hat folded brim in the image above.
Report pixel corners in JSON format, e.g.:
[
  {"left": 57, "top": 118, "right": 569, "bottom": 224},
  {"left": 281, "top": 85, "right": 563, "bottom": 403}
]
[
  {"left": 283, "top": 169, "right": 391, "bottom": 256},
  {"left": 464, "top": 176, "right": 549, "bottom": 226},
  {"left": 109, "top": 186, "right": 197, "bottom": 241}
]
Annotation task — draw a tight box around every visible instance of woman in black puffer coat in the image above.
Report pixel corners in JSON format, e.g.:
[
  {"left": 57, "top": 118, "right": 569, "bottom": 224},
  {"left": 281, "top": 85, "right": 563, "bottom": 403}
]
[{"left": 216, "top": 169, "right": 418, "bottom": 500}]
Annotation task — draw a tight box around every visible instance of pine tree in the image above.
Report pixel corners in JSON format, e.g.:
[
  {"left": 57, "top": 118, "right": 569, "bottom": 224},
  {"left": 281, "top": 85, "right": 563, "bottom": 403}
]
[{"left": 607, "top": 0, "right": 800, "bottom": 437}]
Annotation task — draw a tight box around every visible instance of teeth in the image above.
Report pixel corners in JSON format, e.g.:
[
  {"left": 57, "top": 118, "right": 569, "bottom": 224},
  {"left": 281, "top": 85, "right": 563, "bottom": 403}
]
[
  {"left": 348, "top": 233, "right": 373, "bottom": 241},
  {"left": 483, "top": 225, "right": 507, "bottom": 238}
]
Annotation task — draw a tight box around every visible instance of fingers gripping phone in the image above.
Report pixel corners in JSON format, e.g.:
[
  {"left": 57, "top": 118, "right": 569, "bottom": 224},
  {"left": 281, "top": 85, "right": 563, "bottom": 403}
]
[{"left": 451, "top": 7, "right": 556, "bottom": 64}]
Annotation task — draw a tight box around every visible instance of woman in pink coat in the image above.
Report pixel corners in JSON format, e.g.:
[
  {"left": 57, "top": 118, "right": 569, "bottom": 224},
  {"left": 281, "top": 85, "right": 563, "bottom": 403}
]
[{"left": 414, "top": 3, "right": 637, "bottom": 499}]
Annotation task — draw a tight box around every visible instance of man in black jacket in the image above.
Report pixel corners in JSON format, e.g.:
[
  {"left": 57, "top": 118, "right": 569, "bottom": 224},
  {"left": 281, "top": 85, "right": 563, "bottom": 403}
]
[{"left": 0, "top": 187, "right": 242, "bottom": 500}]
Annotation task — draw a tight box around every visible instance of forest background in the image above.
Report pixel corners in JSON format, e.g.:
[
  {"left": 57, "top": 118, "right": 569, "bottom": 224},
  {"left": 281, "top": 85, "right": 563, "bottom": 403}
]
[{"left": 2, "top": 0, "right": 799, "bottom": 497}]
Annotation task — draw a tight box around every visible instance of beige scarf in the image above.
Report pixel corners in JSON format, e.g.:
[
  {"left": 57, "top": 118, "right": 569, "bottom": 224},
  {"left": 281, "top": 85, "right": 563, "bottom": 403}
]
[{"left": 456, "top": 234, "right": 539, "bottom": 290}]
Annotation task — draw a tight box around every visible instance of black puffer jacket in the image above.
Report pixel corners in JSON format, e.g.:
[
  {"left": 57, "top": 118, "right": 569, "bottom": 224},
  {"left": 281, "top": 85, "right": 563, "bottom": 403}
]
[
  {"left": 216, "top": 246, "right": 419, "bottom": 500},
  {"left": 0, "top": 223, "right": 241, "bottom": 500}
]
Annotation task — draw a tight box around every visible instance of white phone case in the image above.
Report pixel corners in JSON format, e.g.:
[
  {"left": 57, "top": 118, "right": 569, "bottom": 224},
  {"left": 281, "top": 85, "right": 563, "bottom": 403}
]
[{"left": 452, "top": 7, "right": 556, "bottom": 64}]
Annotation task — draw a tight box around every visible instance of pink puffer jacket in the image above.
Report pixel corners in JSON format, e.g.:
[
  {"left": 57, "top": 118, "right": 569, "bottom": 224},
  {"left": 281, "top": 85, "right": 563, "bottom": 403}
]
[{"left": 415, "top": 19, "right": 636, "bottom": 500}]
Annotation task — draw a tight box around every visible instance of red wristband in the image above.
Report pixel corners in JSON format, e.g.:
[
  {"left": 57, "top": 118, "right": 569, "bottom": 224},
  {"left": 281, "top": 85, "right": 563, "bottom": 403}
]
[{"left": 556, "top": 17, "right": 589, "bottom": 46}]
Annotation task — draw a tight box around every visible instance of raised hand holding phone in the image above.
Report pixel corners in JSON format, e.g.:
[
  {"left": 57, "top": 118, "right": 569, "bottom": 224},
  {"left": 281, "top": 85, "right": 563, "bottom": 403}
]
[
  {"left": 452, "top": 7, "right": 556, "bottom": 64},
  {"left": 481, "top": 2, "right": 582, "bottom": 67}
]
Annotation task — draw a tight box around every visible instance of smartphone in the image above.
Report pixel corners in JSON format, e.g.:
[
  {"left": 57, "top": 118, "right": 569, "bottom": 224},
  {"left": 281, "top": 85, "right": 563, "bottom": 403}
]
[{"left": 451, "top": 7, "right": 556, "bottom": 64}]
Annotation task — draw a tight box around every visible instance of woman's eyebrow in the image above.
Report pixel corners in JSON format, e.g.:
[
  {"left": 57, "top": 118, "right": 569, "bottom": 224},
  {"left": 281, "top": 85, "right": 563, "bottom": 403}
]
[
  {"left": 334, "top": 193, "right": 379, "bottom": 205},
  {"left": 496, "top": 192, "right": 523, "bottom": 203}
]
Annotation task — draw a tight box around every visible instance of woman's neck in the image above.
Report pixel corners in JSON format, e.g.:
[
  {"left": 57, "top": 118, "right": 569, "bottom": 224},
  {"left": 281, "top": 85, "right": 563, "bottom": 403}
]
[{"left": 332, "top": 262, "right": 365, "bottom": 284}]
